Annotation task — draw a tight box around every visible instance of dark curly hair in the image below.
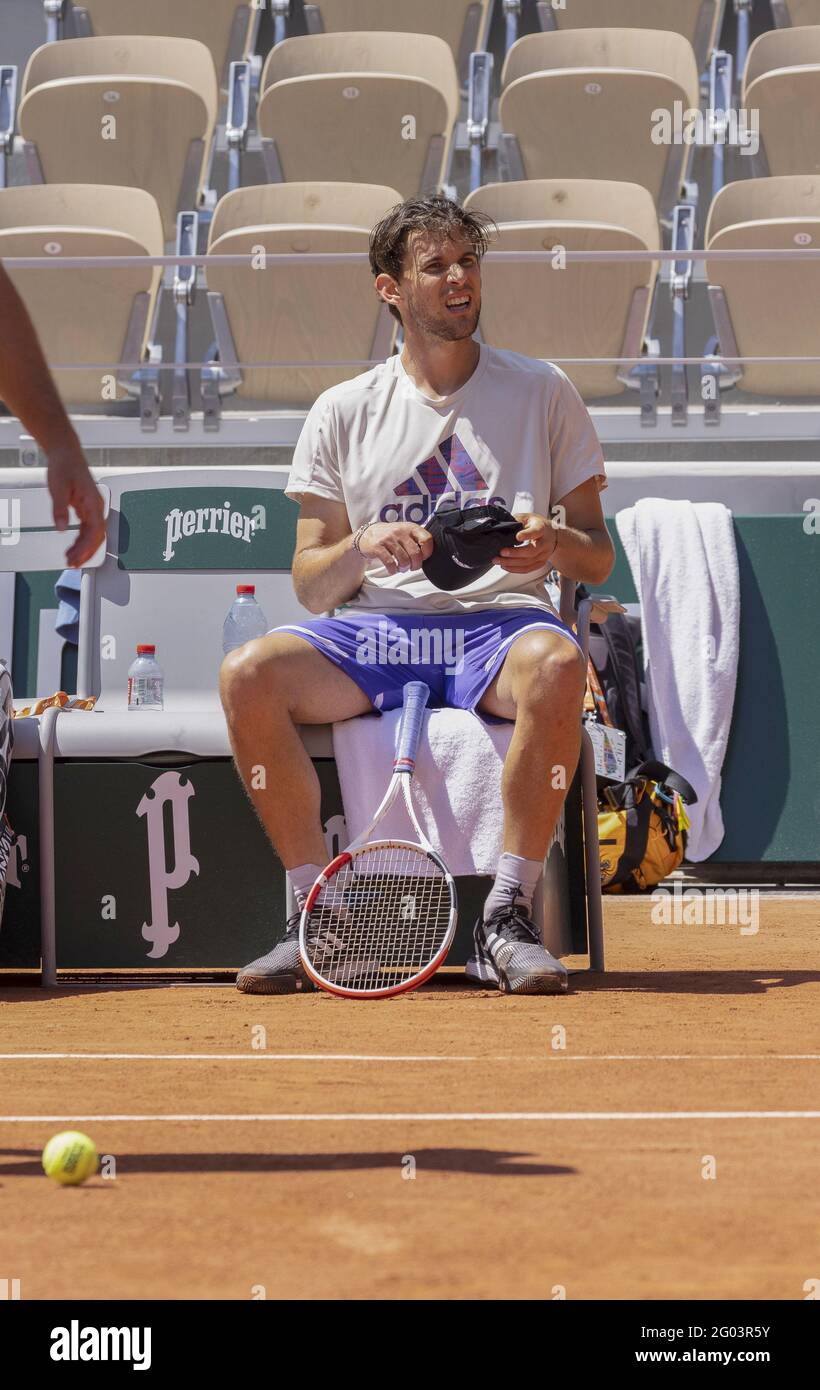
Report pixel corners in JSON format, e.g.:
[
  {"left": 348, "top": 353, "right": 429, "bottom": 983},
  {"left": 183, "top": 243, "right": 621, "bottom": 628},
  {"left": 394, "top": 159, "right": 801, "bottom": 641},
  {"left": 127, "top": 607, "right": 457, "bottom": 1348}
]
[{"left": 369, "top": 195, "right": 496, "bottom": 323}]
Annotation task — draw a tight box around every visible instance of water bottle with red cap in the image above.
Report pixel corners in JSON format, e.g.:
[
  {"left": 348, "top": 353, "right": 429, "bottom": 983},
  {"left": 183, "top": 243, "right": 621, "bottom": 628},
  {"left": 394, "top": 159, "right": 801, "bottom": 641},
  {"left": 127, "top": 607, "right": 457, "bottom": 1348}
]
[
  {"left": 127, "top": 644, "right": 164, "bottom": 710},
  {"left": 222, "top": 584, "right": 269, "bottom": 656}
]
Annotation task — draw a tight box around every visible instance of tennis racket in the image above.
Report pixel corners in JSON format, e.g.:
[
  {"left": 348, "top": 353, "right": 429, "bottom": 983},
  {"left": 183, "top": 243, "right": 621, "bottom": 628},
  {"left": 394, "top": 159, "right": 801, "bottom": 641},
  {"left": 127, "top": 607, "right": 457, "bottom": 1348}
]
[{"left": 299, "top": 681, "right": 457, "bottom": 999}]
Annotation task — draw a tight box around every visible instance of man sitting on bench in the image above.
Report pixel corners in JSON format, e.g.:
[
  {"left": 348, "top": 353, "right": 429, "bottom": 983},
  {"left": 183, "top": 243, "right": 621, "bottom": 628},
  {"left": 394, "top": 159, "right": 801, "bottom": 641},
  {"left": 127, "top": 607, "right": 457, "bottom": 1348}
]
[{"left": 220, "top": 195, "right": 614, "bottom": 996}]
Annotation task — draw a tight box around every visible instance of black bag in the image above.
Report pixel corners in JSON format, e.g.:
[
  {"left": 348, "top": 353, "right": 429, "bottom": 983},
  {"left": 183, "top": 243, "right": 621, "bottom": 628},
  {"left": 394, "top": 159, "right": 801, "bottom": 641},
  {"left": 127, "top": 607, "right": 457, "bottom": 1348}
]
[{"left": 579, "top": 585, "right": 652, "bottom": 773}]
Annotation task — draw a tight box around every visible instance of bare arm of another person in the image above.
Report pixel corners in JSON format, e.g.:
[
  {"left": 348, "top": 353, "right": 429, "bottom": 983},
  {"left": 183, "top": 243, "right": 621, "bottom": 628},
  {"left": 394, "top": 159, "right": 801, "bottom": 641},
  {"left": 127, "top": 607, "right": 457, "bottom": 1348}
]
[
  {"left": 0, "top": 262, "right": 105, "bottom": 567},
  {"left": 292, "top": 493, "right": 434, "bottom": 614}
]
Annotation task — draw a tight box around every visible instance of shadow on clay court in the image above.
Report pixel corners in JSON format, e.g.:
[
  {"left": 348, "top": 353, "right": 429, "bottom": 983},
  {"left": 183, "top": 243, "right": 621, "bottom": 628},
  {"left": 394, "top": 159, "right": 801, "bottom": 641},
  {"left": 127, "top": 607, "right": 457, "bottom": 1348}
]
[
  {"left": 570, "top": 970, "right": 820, "bottom": 995},
  {"left": 0, "top": 1148, "right": 574, "bottom": 1179},
  {"left": 0, "top": 974, "right": 482, "bottom": 999},
  {"left": 2, "top": 972, "right": 819, "bottom": 1003}
]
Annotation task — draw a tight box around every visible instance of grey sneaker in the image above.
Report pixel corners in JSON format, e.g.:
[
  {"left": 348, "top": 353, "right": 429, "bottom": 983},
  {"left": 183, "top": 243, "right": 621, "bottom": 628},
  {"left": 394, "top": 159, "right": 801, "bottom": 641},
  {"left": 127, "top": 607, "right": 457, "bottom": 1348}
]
[
  {"left": 465, "top": 902, "right": 569, "bottom": 995},
  {"left": 236, "top": 912, "right": 314, "bottom": 995}
]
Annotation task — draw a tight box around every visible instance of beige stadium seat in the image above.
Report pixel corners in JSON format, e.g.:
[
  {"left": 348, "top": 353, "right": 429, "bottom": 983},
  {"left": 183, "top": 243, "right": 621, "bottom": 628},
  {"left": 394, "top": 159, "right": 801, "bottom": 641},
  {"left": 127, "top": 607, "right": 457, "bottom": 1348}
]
[
  {"left": 203, "top": 182, "right": 401, "bottom": 412},
  {"left": 743, "top": 28, "right": 820, "bottom": 177},
  {"left": 705, "top": 175, "right": 820, "bottom": 397},
  {"left": 464, "top": 179, "right": 660, "bottom": 400},
  {"left": 257, "top": 34, "right": 459, "bottom": 197},
  {"left": 540, "top": 0, "right": 722, "bottom": 72},
  {"left": 499, "top": 30, "right": 700, "bottom": 221},
  {"left": 770, "top": 1, "right": 820, "bottom": 25},
  {"left": 70, "top": 0, "right": 256, "bottom": 85},
  {"left": 18, "top": 37, "right": 218, "bottom": 239},
  {"left": 0, "top": 184, "right": 163, "bottom": 408},
  {"left": 301, "top": 0, "right": 493, "bottom": 80}
]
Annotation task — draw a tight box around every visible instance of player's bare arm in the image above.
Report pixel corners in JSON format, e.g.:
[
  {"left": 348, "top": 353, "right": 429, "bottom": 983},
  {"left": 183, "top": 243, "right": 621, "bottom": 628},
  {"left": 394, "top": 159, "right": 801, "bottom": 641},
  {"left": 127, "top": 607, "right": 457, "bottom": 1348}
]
[
  {"left": 0, "top": 263, "right": 105, "bottom": 567},
  {"left": 293, "top": 493, "right": 433, "bottom": 613},
  {"left": 494, "top": 476, "right": 615, "bottom": 586}
]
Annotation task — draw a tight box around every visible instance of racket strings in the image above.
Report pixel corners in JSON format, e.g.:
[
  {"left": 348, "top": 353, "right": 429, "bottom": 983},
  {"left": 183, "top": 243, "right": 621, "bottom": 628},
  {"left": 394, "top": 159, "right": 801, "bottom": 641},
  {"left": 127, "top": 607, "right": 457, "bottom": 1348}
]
[{"left": 304, "top": 843, "right": 452, "bottom": 992}]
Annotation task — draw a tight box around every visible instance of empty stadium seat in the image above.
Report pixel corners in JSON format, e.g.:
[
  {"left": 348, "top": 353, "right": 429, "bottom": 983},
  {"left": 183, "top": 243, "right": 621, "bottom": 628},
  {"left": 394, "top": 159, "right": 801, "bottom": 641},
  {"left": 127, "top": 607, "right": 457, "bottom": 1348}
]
[
  {"left": 705, "top": 175, "right": 820, "bottom": 397},
  {"left": 69, "top": 0, "right": 258, "bottom": 85},
  {"left": 538, "top": 0, "right": 722, "bottom": 71},
  {"left": 743, "top": 27, "right": 820, "bottom": 177},
  {"left": 18, "top": 37, "right": 218, "bottom": 239},
  {"left": 203, "top": 182, "right": 400, "bottom": 415},
  {"left": 771, "top": 0, "right": 820, "bottom": 24},
  {"left": 0, "top": 184, "right": 163, "bottom": 413},
  {"left": 464, "top": 179, "right": 661, "bottom": 401},
  {"left": 498, "top": 30, "right": 700, "bottom": 222},
  {"left": 301, "top": 0, "right": 492, "bottom": 81},
  {"left": 256, "top": 33, "right": 458, "bottom": 197}
]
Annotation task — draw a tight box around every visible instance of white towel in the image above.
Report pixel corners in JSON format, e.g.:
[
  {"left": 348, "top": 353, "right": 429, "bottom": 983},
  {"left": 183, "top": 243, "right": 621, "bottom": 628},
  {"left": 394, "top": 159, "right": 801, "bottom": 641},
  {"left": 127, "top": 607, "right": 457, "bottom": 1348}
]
[
  {"left": 332, "top": 707, "right": 513, "bottom": 875},
  {"left": 616, "top": 499, "right": 740, "bottom": 860}
]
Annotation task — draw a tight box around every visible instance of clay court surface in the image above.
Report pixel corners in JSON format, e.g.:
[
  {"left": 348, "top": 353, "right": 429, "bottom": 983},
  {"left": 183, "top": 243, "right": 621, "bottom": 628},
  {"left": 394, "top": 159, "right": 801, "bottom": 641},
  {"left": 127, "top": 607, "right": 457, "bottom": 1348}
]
[{"left": 1, "top": 896, "right": 818, "bottom": 1301}]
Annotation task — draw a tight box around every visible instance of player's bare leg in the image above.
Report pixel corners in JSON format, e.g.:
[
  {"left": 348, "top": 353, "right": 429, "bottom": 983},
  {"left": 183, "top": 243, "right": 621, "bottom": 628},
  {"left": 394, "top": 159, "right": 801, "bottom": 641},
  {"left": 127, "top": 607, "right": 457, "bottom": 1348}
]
[
  {"left": 479, "top": 628, "right": 586, "bottom": 858},
  {"left": 219, "top": 633, "right": 372, "bottom": 993},
  {"left": 469, "top": 628, "right": 587, "bottom": 994},
  {"left": 220, "top": 632, "right": 371, "bottom": 868}
]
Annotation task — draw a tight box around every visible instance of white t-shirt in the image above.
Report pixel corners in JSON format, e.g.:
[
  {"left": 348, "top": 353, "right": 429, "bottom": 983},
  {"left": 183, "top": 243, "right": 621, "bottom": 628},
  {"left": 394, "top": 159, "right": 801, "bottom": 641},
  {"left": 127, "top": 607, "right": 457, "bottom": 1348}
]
[{"left": 286, "top": 343, "right": 607, "bottom": 616}]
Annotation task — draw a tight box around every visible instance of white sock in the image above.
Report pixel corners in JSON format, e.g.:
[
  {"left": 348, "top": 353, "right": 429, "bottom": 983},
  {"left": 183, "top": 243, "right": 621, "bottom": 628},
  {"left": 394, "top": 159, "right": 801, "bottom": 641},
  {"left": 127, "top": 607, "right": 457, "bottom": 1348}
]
[
  {"left": 287, "top": 862, "right": 323, "bottom": 911},
  {"left": 483, "top": 852, "right": 542, "bottom": 921}
]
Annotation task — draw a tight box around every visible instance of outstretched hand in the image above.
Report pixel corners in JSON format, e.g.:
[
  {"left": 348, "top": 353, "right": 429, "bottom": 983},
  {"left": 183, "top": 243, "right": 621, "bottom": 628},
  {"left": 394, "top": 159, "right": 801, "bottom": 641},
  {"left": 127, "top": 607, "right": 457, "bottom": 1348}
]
[{"left": 47, "top": 446, "right": 106, "bottom": 568}]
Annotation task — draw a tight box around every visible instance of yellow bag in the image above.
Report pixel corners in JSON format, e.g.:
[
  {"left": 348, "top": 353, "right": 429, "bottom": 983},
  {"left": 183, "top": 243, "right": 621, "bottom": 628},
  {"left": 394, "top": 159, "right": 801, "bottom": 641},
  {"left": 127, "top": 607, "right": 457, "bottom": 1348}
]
[{"left": 598, "top": 761, "right": 697, "bottom": 893}]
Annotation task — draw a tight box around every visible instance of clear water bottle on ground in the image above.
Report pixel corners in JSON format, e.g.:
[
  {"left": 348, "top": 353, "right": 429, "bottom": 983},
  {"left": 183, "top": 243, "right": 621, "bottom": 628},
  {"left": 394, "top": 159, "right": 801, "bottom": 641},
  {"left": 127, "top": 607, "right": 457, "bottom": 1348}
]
[
  {"left": 222, "top": 584, "right": 269, "bottom": 655},
  {"left": 127, "top": 644, "right": 164, "bottom": 710}
]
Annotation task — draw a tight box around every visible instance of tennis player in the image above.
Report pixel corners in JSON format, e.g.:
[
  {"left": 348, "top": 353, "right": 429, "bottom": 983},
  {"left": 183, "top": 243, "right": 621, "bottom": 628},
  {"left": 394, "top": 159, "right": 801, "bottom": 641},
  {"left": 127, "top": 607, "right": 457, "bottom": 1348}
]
[
  {"left": 221, "top": 195, "right": 614, "bottom": 994},
  {"left": 0, "top": 263, "right": 105, "bottom": 567}
]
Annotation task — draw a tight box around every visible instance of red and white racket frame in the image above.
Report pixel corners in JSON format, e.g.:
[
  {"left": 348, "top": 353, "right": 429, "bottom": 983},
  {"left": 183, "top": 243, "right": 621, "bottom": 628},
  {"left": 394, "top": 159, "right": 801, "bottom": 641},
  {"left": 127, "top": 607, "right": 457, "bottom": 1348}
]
[{"left": 299, "top": 683, "right": 458, "bottom": 999}]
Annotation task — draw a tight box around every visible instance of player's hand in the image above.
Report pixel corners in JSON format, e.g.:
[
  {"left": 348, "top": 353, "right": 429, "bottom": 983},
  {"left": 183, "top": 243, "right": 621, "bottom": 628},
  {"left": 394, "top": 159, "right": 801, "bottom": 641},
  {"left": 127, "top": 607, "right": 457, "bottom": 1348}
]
[
  {"left": 47, "top": 445, "right": 106, "bottom": 568},
  {"left": 493, "top": 512, "right": 559, "bottom": 573},
  {"left": 357, "top": 521, "right": 433, "bottom": 573}
]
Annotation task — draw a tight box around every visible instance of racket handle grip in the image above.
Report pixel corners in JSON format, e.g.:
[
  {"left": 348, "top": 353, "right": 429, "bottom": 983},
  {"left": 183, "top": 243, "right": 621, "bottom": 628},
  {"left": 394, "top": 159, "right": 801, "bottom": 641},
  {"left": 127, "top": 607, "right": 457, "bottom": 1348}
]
[{"left": 394, "top": 681, "right": 430, "bottom": 773}]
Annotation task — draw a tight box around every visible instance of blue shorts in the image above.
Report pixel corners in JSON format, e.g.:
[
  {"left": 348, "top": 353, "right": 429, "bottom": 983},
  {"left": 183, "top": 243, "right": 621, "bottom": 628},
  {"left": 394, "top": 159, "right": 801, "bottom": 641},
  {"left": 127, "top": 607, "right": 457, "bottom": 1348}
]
[{"left": 272, "top": 608, "right": 582, "bottom": 716}]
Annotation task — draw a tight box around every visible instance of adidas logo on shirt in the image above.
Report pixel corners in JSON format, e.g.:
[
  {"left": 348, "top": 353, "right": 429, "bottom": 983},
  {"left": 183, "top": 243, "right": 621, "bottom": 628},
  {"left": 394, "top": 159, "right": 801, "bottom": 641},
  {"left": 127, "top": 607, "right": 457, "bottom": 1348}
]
[{"left": 378, "top": 433, "right": 506, "bottom": 523}]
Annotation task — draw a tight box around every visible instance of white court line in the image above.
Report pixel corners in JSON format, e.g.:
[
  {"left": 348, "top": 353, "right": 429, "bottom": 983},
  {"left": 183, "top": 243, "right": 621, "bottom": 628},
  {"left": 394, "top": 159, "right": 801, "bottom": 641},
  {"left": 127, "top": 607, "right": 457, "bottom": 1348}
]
[
  {"left": 1, "top": 1111, "right": 819, "bottom": 1123},
  {"left": 0, "top": 1053, "right": 819, "bottom": 1063},
  {"left": 0, "top": 1052, "right": 474, "bottom": 1062}
]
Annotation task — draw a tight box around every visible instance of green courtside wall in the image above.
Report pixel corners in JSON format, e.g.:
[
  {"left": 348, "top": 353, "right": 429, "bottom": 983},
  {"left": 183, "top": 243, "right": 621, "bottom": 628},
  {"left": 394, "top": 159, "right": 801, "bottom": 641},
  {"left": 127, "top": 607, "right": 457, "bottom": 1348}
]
[
  {"left": 7, "top": 511, "right": 818, "bottom": 864},
  {"left": 592, "top": 516, "right": 820, "bottom": 863}
]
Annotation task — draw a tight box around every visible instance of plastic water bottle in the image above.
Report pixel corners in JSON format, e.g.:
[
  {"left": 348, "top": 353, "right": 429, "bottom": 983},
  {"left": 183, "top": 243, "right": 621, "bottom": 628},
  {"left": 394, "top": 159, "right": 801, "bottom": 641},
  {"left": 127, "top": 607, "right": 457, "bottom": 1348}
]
[
  {"left": 127, "top": 644, "right": 164, "bottom": 711},
  {"left": 222, "top": 585, "right": 269, "bottom": 655}
]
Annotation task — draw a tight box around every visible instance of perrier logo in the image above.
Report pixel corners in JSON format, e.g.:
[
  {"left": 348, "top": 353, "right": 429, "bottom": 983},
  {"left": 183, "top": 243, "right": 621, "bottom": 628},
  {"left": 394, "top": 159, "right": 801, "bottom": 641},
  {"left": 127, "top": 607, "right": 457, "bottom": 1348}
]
[
  {"left": 117, "top": 487, "right": 296, "bottom": 571},
  {"left": 163, "top": 498, "right": 266, "bottom": 561}
]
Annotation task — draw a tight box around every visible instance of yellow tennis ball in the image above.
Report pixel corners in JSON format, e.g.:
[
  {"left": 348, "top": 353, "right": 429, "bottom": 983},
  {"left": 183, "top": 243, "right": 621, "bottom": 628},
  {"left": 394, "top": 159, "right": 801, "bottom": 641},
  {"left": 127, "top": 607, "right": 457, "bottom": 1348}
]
[{"left": 42, "top": 1131, "right": 98, "bottom": 1186}]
